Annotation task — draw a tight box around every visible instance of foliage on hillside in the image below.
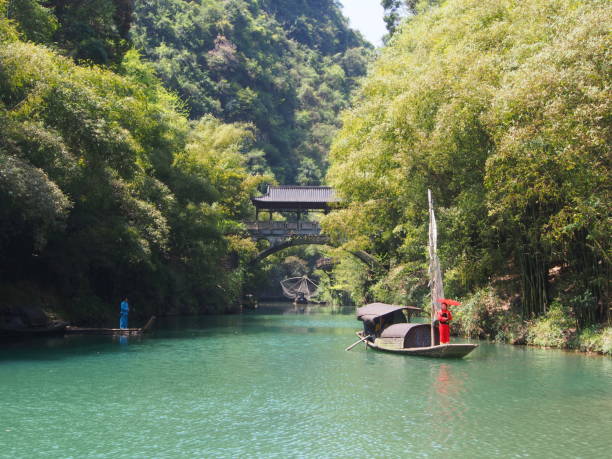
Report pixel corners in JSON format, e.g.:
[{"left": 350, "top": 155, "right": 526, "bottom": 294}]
[
  {"left": 0, "top": 5, "right": 266, "bottom": 321},
  {"left": 324, "top": 0, "right": 610, "bottom": 326},
  {"left": 6, "top": 1, "right": 370, "bottom": 182},
  {"left": 130, "top": 0, "right": 372, "bottom": 182},
  {"left": 7, "top": 0, "right": 133, "bottom": 64}
]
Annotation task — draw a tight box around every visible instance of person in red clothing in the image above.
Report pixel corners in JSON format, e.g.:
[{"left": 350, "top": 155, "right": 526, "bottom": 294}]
[{"left": 437, "top": 300, "right": 453, "bottom": 344}]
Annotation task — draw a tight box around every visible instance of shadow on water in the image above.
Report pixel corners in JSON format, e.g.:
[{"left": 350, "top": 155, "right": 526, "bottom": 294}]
[
  {"left": 245, "top": 302, "right": 354, "bottom": 315},
  {"left": 0, "top": 302, "right": 355, "bottom": 362},
  {"left": 0, "top": 333, "right": 146, "bottom": 362}
]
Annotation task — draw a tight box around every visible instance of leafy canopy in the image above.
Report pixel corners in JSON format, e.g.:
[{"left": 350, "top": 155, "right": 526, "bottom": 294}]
[{"left": 325, "top": 0, "right": 610, "bottom": 322}]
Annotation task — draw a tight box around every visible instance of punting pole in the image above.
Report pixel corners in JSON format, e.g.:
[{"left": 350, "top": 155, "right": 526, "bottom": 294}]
[{"left": 345, "top": 335, "right": 372, "bottom": 351}]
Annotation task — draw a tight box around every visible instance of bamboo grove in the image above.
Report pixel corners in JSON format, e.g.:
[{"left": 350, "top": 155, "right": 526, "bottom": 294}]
[{"left": 323, "top": 0, "right": 610, "bottom": 326}]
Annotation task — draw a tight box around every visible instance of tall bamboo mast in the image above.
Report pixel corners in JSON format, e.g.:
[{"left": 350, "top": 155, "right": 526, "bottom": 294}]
[{"left": 428, "top": 189, "right": 444, "bottom": 347}]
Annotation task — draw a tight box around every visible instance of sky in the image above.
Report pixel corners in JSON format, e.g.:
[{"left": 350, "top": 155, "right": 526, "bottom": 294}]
[{"left": 341, "top": 0, "right": 387, "bottom": 46}]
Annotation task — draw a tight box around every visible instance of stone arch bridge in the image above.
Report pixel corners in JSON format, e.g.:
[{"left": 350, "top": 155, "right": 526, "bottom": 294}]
[{"left": 246, "top": 186, "right": 379, "bottom": 268}]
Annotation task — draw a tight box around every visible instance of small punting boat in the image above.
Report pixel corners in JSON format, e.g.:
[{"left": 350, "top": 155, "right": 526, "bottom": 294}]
[
  {"left": 353, "top": 303, "right": 477, "bottom": 358},
  {"left": 65, "top": 316, "right": 156, "bottom": 336},
  {"left": 347, "top": 190, "right": 478, "bottom": 358}
]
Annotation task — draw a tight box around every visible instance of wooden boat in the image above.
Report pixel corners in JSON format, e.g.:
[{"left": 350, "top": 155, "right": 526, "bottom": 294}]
[
  {"left": 294, "top": 292, "right": 308, "bottom": 305},
  {"left": 357, "top": 332, "right": 477, "bottom": 357},
  {"left": 348, "top": 191, "right": 477, "bottom": 358},
  {"left": 353, "top": 303, "right": 477, "bottom": 359},
  {"left": 65, "top": 316, "right": 156, "bottom": 336}
]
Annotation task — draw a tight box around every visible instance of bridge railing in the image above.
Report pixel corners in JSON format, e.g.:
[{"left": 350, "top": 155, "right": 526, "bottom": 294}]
[{"left": 246, "top": 221, "right": 321, "bottom": 237}]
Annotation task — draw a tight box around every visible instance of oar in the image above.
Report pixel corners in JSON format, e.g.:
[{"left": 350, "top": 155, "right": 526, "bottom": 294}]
[{"left": 345, "top": 335, "right": 372, "bottom": 351}]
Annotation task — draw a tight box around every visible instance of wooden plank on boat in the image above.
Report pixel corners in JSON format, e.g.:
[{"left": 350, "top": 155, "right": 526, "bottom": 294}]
[
  {"left": 65, "top": 316, "right": 156, "bottom": 336},
  {"left": 65, "top": 326, "right": 142, "bottom": 335}
]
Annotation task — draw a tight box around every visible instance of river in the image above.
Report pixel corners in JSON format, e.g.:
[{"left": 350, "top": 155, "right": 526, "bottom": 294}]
[{"left": 1, "top": 304, "right": 611, "bottom": 458}]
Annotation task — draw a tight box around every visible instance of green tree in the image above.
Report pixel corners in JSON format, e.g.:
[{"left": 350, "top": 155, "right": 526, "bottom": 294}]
[{"left": 6, "top": 0, "right": 57, "bottom": 43}]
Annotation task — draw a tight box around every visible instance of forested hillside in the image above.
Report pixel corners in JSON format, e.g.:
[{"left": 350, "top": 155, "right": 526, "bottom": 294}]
[
  {"left": 323, "top": 0, "right": 610, "bottom": 344},
  {"left": 0, "top": 0, "right": 369, "bottom": 323},
  {"left": 130, "top": 0, "right": 371, "bottom": 182}
]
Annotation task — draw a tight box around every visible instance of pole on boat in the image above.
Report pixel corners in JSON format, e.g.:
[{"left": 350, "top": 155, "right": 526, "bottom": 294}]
[
  {"left": 345, "top": 335, "right": 372, "bottom": 351},
  {"left": 142, "top": 315, "right": 156, "bottom": 332},
  {"left": 427, "top": 190, "right": 446, "bottom": 348},
  {"left": 428, "top": 189, "right": 434, "bottom": 348}
]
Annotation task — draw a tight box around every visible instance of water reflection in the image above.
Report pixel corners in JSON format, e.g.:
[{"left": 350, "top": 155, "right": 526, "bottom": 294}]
[
  {"left": 246, "top": 301, "right": 353, "bottom": 315},
  {"left": 429, "top": 363, "right": 468, "bottom": 446}
]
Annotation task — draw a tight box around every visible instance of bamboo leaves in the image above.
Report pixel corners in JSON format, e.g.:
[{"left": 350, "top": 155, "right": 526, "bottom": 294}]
[{"left": 325, "top": 0, "right": 611, "bottom": 322}]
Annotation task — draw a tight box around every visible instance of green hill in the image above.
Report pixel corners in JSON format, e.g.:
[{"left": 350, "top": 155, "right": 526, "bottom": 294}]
[{"left": 130, "top": 0, "right": 372, "bottom": 182}]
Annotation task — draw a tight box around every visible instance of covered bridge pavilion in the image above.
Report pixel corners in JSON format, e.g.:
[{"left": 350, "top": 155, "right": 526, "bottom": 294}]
[
  {"left": 246, "top": 185, "right": 379, "bottom": 268},
  {"left": 251, "top": 185, "right": 340, "bottom": 221}
]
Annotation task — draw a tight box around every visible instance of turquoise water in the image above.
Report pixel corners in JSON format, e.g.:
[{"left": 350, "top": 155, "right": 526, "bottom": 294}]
[{"left": 1, "top": 304, "right": 611, "bottom": 458}]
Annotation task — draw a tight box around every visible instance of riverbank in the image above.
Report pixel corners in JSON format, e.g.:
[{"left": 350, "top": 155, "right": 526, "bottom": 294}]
[
  {"left": 452, "top": 288, "right": 612, "bottom": 356},
  {"left": 3, "top": 287, "right": 610, "bottom": 356},
  {"left": 0, "top": 279, "right": 243, "bottom": 333}
]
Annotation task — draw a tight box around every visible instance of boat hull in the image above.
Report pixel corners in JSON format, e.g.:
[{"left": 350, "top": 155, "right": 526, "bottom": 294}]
[
  {"left": 65, "top": 327, "right": 145, "bottom": 336},
  {"left": 65, "top": 316, "right": 156, "bottom": 336},
  {"left": 358, "top": 332, "right": 477, "bottom": 358}
]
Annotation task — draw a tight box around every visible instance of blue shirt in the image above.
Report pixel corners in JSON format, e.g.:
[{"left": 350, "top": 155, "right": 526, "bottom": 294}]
[{"left": 120, "top": 301, "right": 129, "bottom": 314}]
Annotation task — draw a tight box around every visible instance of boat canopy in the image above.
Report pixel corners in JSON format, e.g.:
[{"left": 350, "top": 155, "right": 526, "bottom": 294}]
[
  {"left": 380, "top": 323, "right": 440, "bottom": 348},
  {"left": 356, "top": 303, "right": 421, "bottom": 323}
]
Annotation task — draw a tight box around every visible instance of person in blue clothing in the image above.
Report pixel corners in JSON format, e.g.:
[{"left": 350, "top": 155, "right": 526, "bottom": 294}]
[{"left": 119, "top": 298, "right": 129, "bottom": 329}]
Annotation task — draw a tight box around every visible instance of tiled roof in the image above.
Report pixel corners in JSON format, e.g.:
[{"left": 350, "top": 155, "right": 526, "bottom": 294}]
[{"left": 252, "top": 186, "right": 340, "bottom": 203}]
